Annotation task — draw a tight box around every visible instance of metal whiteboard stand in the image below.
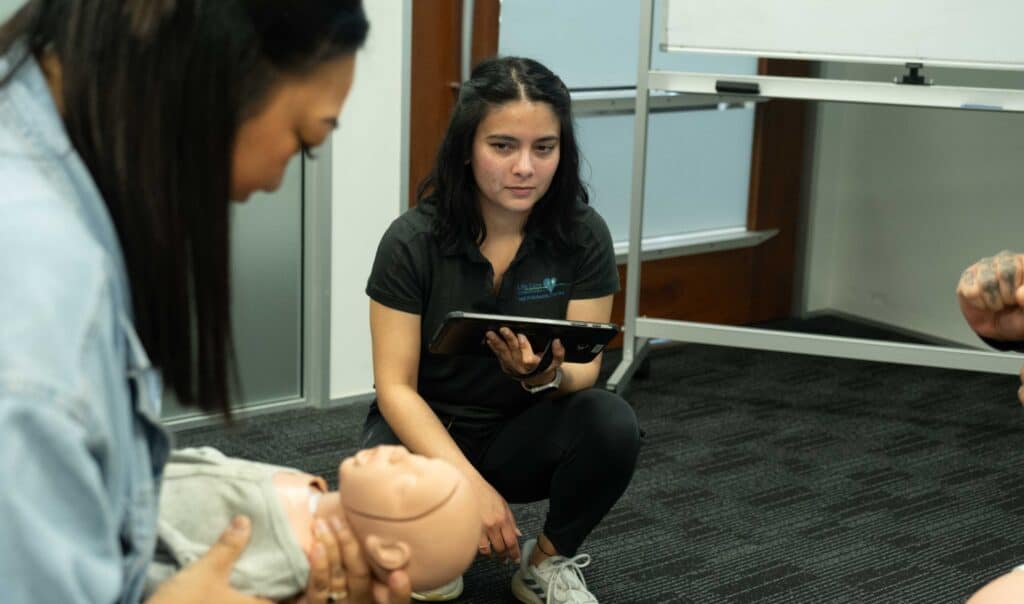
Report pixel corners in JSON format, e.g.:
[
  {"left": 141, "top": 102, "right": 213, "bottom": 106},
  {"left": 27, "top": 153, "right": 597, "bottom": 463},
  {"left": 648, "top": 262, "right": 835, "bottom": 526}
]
[
  {"left": 606, "top": 0, "right": 1024, "bottom": 395},
  {"left": 606, "top": 0, "right": 657, "bottom": 396}
]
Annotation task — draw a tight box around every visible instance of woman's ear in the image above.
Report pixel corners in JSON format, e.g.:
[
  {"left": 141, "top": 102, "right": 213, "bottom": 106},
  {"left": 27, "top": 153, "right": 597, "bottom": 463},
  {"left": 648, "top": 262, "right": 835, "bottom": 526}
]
[{"left": 363, "top": 534, "right": 412, "bottom": 570}]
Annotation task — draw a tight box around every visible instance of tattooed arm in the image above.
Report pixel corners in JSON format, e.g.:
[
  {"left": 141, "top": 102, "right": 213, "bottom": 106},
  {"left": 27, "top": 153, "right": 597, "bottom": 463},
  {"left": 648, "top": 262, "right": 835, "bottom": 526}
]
[{"left": 956, "top": 251, "right": 1024, "bottom": 405}]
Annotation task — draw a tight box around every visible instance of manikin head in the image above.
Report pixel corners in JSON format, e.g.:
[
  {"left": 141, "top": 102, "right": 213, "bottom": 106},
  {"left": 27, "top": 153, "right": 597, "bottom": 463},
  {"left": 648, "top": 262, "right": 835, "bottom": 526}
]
[{"left": 339, "top": 446, "right": 480, "bottom": 592}]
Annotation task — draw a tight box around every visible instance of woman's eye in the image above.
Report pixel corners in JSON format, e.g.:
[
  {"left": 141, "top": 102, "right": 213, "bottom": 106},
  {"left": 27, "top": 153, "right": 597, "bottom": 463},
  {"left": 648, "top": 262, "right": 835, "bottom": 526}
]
[
  {"left": 491, "top": 142, "right": 511, "bottom": 152},
  {"left": 535, "top": 145, "right": 554, "bottom": 154}
]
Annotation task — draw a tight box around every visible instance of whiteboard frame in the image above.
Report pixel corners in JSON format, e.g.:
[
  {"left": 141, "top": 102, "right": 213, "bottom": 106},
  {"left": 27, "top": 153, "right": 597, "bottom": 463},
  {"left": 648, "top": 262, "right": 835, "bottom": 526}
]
[
  {"left": 636, "top": 319, "right": 1024, "bottom": 375},
  {"left": 661, "top": 45, "right": 1024, "bottom": 73},
  {"left": 605, "top": 0, "right": 1024, "bottom": 395},
  {"left": 659, "top": 0, "right": 1024, "bottom": 72},
  {"left": 649, "top": 71, "right": 1024, "bottom": 113}
]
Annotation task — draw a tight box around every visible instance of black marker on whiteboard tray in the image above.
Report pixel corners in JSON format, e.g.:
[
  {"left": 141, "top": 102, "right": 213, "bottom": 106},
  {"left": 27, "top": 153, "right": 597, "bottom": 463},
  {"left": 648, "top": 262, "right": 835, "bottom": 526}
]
[{"left": 715, "top": 80, "right": 760, "bottom": 95}]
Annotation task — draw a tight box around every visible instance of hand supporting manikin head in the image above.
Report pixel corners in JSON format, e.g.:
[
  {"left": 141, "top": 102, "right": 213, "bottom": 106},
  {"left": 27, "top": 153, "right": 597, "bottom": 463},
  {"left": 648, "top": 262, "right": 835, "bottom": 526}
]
[{"left": 273, "top": 445, "right": 479, "bottom": 593}]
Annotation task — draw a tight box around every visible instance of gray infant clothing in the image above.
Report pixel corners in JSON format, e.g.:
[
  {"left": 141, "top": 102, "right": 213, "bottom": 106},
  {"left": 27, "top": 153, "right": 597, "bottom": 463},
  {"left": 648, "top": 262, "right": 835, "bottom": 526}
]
[{"left": 145, "top": 447, "right": 319, "bottom": 600}]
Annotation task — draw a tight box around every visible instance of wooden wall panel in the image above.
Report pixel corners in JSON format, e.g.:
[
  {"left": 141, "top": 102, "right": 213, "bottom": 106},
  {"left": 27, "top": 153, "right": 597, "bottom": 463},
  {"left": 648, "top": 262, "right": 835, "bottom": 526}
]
[
  {"left": 747, "top": 59, "right": 811, "bottom": 323},
  {"left": 608, "top": 250, "right": 756, "bottom": 348},
  {"left": 471, "top": 0, "right": 500, "bottom": 66},
  {"left": 409, "top": 1, "right": 461, "bottom": 205},
  {"left": 409, "top": 0, "right": 499, "bottom": 206}
]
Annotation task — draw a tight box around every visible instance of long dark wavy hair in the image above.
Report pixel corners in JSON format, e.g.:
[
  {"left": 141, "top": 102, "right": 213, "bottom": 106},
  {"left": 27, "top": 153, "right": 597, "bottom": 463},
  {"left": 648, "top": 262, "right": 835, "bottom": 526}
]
[
  {"left": 419, "top": 56, "right": 588, "bottom": 251},
  {"left": 0, "top": 0, "right": 368, "bottom": 416}
]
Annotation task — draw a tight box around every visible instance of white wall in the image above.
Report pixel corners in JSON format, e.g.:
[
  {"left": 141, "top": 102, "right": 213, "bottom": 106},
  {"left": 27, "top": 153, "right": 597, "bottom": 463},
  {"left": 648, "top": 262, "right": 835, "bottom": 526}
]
[
  {"left": 330, "top": 1, "right": 411, "bottom": 400},
  {"left": 802, "top": 62, "right": 1024, "bottom": 346}
]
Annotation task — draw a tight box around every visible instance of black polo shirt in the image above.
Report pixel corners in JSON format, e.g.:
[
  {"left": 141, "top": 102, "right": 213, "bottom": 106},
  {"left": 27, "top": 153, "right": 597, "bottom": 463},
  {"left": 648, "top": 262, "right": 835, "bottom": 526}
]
[{"left": 366, "top": 197, "right": 620, "bottom": 420}]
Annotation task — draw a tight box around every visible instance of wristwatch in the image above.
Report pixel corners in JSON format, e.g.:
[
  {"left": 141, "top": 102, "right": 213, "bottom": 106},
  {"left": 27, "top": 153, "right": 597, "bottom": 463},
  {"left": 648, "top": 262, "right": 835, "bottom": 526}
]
[{"left": 521, "top": 367, "right": 563, "bottom": 394}]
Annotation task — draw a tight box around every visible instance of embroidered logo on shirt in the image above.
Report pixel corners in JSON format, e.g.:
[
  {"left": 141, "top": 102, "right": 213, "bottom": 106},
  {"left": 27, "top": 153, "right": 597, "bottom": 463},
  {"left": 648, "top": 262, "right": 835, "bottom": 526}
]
[{"left": 517, "top": 277, "right": 569, "bottom": 301}]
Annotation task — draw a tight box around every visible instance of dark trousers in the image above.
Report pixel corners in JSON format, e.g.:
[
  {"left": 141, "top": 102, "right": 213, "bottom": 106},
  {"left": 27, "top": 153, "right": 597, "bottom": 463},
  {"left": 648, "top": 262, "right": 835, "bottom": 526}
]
[{"left": 360, "top": 388, "right": 641, "bottom": 557}]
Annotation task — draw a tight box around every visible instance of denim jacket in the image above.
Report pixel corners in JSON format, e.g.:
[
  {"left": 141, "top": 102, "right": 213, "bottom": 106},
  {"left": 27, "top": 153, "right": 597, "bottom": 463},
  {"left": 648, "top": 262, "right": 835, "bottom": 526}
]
[{"left": 0, "top": 48, "right": 170, "bottom": 603}]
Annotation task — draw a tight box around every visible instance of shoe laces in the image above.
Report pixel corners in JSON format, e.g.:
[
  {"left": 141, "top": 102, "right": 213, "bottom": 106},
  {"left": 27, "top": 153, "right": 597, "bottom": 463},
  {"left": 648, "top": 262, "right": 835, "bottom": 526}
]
[{"left": 542, "top": 553, "right": 595, "bottom": 604}]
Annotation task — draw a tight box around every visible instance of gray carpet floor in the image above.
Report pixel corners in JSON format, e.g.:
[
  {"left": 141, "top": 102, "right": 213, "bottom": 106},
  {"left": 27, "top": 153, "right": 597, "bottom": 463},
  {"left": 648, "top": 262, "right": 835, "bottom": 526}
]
[{"left": 175, "top": 318, "right": 1024, "bottom": 603}]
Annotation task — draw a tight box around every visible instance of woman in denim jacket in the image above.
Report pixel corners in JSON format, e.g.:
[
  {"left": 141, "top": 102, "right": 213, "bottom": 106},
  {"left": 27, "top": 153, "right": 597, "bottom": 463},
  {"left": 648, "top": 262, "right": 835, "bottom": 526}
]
[{"left": 0, "top": 2, "right": 408, "bottom": 603}]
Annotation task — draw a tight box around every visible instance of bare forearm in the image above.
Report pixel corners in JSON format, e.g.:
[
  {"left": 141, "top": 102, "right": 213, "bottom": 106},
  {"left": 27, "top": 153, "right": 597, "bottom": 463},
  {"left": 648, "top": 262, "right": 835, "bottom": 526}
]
[
  {"left": 375, "top": 385, "right": 482, "bottom": 482},
  {"left": 558, "top": 359, "right": 600, "bottom": 395}
]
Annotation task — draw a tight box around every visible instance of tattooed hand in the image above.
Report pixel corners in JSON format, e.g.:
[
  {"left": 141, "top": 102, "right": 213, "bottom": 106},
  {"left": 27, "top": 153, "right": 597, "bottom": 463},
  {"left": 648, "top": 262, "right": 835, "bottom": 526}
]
[{"left": 956, "top": 250, "right": 1024, "bottom": 341}]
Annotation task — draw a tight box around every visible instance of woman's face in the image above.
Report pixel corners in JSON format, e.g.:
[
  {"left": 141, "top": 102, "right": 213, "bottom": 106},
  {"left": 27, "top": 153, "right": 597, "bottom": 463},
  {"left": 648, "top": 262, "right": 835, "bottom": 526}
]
[
  {"left": 230, "top": 54, "right": 356, "bottom": 201},
  {"left": 470, "top": 99, "right": 561, "bottom": 216}
]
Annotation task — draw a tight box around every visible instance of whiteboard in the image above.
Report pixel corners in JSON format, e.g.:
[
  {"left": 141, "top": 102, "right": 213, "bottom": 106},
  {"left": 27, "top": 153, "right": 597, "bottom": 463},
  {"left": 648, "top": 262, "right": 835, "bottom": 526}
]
[{"left": 664, "top": 0, "right": 1024, "bottom": 71}]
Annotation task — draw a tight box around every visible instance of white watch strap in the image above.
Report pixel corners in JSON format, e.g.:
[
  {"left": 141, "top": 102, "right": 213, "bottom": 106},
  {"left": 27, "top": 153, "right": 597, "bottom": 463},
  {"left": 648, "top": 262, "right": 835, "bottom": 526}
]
[{"left": 522, "top": 366, "right": 563, "bottom": 394}]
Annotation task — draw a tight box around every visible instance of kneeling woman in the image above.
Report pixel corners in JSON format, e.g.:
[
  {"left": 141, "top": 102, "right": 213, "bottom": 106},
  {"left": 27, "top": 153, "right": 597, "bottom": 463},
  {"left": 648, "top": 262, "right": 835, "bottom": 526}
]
[{"left": 362, "top": 56, "right": 640, "bottom": 604}]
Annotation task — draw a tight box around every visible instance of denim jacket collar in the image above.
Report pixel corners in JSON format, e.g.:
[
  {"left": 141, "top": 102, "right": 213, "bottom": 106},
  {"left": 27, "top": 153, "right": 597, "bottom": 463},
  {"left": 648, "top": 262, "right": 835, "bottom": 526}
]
[
  {"left": 2, "top": 45, "right": 135, "bottom": 327},
  {"left": 3, "top": 47, "right": 161, "bottom": 420}
]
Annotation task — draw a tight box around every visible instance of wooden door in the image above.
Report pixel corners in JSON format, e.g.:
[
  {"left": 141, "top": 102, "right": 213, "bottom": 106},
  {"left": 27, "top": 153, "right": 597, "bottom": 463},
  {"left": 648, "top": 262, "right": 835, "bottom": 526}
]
[{"left": 408, "top": 0, "right": 498, "bottom": 206}]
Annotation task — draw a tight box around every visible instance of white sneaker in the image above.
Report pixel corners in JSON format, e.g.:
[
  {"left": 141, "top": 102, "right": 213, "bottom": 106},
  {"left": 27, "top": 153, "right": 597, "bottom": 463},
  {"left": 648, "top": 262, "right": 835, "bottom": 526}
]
[
  {"left": 510, "top": 539, "right": 598, "bottom": 604},
  {"left": 411, "top": 576, "right": 464, "bottom": 601}
]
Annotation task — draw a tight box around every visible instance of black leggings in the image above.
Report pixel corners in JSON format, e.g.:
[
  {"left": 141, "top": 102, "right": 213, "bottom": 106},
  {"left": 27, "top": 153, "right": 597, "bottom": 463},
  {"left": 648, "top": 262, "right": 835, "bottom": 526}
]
[{"left": 360, "top": 388, "right": 641, "bottom": 557}]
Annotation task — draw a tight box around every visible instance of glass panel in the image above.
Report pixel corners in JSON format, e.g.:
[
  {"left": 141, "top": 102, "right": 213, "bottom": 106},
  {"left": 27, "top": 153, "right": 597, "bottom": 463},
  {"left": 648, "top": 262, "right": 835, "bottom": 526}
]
[
  {"left": 579, "top": 106, "right": 755, "bottom": 242},
  {"left": 498, "top": 0, "right": 756, "bottom": 88},
  {"left": 161, "top": 157, "right": 304, "bottom": 418},
  {"left": 497, "top": 0, "right": 756, "bottom": 243},
  {"left": 229, "top": 157, "right": 304, "bottom": 406}
]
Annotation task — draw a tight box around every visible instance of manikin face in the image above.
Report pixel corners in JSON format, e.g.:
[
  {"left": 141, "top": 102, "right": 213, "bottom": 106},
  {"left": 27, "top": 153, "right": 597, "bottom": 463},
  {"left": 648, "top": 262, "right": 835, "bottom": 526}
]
[
  {"left": 230, "top": 54, "right": 356, "bottom": 201},
  {"left": 337, "top": 445, "right": 480, "bottom": 591},
  {"left": 339, "top": 445, "right": 461, "bottom": 519},
  {"left": 470, "top": 99, "right": 561, "bottom": 217}
]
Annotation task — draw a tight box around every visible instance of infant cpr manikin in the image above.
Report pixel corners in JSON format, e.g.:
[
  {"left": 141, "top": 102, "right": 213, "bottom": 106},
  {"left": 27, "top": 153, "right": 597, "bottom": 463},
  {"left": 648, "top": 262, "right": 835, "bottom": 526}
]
[{"left": 273, "top": 445, "right": 479, "bottom": 592}]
